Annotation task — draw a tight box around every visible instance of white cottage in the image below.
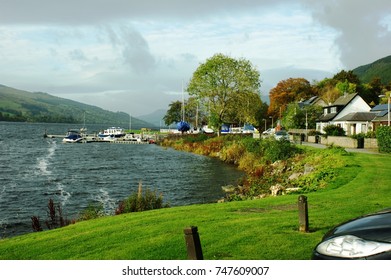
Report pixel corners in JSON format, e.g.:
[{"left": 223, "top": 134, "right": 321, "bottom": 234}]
[{"left": 316, "top": 93, "right": 372, "bottom": 135}]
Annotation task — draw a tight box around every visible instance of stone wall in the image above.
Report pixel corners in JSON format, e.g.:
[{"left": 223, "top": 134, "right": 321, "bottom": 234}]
[
  {"left": 364, "top": 138, "right": 378, "bottom": 149},
  {"left": 324, "top": 136, "right": 358, "bottom": 148},
  {"left": 312, "top": 136, "right": 378, "bottom": 150}
]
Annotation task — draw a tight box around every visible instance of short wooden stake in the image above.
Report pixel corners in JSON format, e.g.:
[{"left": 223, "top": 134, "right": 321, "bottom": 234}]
[
  {"left": 184, "top": 226, "right": 203, "bottom": 260},
  {"left": 298, "top": 195, "right": 309, "bottom": 232}
]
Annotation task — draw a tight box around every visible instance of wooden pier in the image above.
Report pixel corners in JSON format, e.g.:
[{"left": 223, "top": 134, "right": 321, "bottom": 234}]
[{"left": 44, "top": 132, "right": 153, "bottom": 144}]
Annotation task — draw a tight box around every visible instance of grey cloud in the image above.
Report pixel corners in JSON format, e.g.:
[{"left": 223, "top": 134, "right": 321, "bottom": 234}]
[
  {"left": 120, "top": 26, "right": 156, "bottom": 73},
  {"left": 301, "top": 0, "right": 391, "bottom": 69},
  {"left": 101, "top": 24, "right": 155, "bottom": 73},
  {"left": 0, "top": 0, "right": 287, "bottom": 25},
  {"left": 69, "top": 49, "right": 87, "bottom": 61}
]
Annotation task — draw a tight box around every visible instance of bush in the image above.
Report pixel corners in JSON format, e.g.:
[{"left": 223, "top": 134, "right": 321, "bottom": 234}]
[
  {"left": 115, "top": 182, "right": 169, "bottom": 215},
  {"left": 78, "top": 202, "right": 105, "bottom": 221},
  {"left": 31, "top": 198, "right": 72, "bottom": 232},
  {"left": 240, "top": 137, "right": 263, "bottom": 156},
  {"left": 376, "top": 126, "right": 391, "bottom": 153},
  {"left": 219, "top": 142, "right": 246, "bottom": 164},
  {"left": 261, "top": 138, "right": 299, "bottom": 163},
  {"left": 323, "top": 124, "right": 346, "bottom": 136}
]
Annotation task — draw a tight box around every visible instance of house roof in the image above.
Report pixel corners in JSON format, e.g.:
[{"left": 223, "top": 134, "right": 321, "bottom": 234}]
[
  {"left": 371, "top": 104, "right": 388, "bottom": 111},
  {"left": 317, "top": 93, "right": 370, "bottom": 123},
  {"left": 371, "top": 104, "right": 390, "bottom": 122},
  {"left": 331, "top": 93, "right": 358, "bottom": 107},
  {"left": 370, "top": 104, "right": 389, "bottom": 117},
  {"left": 334, "top": 112, "right": 377, "bottom": 122},
  {"left": 318, "top": 112, "right": 338, "bottom": 122}
]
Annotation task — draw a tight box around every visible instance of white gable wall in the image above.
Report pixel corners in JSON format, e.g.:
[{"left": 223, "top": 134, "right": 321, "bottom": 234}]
[
  {"left": 330, "top": 95, "right": 372, "bottom": 135},
  {"left": 335, "top": 95, "right": 371, "bottom": 119},
  {"left": 316, "top": 95, "right": 372, "bottom": 134}
]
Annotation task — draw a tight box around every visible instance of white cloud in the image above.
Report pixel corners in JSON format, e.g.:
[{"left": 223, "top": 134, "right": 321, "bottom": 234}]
[{"left": 0, "top": 1, "right": 389, "bottom": 116}]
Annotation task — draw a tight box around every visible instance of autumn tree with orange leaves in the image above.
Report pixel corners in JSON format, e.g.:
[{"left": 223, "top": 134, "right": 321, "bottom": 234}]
[{"left": 268, "top": 78, "right": 314, "bottom": 120}]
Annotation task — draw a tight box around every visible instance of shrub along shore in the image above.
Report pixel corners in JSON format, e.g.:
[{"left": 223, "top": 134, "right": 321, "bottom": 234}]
[
  {"left": 0, "top": 135, "right": 390, "bottom": 259},
  {"left": 160, "top": 135, "right": 353, "bottom": 200}
]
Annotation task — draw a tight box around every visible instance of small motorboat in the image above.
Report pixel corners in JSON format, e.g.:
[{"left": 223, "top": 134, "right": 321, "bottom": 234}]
[{"left": 62, "top": 130, "right": 83, "bottom": 143}]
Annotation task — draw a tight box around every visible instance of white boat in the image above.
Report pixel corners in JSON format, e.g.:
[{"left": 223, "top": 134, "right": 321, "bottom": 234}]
[
  {"left": 62, "top": 130, "right": 83, "bottom": 143},
  {"left": 201, "top": 125, "right": 214, "bottom": 134},
  {"left": 124, "top": 133, "right": 142, "bottom": 142},
  {"left": 98, "top": 127, "right": 126, "bottom": 140}
]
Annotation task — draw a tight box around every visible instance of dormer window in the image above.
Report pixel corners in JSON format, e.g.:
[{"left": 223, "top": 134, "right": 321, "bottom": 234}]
[{"left": 331, "top": 107, "right": 337, "bottom": 113}]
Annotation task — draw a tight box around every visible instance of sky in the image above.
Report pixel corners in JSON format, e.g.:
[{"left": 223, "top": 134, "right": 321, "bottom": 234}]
[{"left": 0, "top": 0, "right": 390, "bottom": 116}]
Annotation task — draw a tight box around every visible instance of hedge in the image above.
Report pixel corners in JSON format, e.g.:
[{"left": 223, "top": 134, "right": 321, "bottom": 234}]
[{"left": 376, "top": 126, "right": 391, "bottom": 153}]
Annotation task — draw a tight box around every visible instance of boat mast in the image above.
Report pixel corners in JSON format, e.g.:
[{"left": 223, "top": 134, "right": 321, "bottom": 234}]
[
  {"left": 129, "top": 113, "right": 132, "bottom": 131},
  {"left": 181, "top": 80, "right": 185, "bottom": 122}
]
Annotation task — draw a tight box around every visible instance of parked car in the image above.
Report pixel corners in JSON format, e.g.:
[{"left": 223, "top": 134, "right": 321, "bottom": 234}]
[
  {"left": 262, "top": 128, "right": 275, "bottom": 136},
  {"left": 312, "top": 209, "right": 391, "bottom": 260},
  {"left": 274, "top": 130, "right": 290, "bottom": 141}
]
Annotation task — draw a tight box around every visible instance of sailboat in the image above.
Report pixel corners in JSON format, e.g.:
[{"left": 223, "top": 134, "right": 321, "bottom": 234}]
[{"left": 176, "top": 81, "right": 190, "bottom": 133}]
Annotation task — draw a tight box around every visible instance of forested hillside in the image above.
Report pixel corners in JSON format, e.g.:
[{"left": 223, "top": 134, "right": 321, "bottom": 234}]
[
  {"left": 0, "top": 84, "right": 153, "bottom": 128},
  {"left": 353, "top": 55, "right": 391, "bottom": 84}
]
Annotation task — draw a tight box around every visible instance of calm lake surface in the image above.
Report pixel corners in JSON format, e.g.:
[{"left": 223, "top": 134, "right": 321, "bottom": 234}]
[{"left": 0, "top": 122, "right": 244, "bottom": 238}]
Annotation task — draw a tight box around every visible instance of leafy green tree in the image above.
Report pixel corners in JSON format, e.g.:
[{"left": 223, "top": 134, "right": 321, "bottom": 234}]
[
  {"left": 163, "top": 97, "right": 207, "bottom": 128},
  {"left": 163, "top": 101, "right": 182, "bottom": 126},
  {"left": 282, "top": 103, "right": 323, "bottom": 129},
  {"left": 360, "top": 77, "right": 383, "bottom": 105},
  {"left": 332, "top": 70, "right": 361, "bottom": 85},
  {"left": 336, "top": 80, "right": 357, "bottom": 94},
  {"left": 314, "top": 78, "right": 341, "bottom": 105},
  {"left": 187, "top": 53, "right": 262, "bottom": 133}
]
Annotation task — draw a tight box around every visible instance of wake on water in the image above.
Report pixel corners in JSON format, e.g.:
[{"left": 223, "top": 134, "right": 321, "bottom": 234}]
[
  {"left": 35, "top": 140, "right": 116, "bottom": 215},
  {"left": 95, "top": 188, "right": 117, "bottom": 215},
  {"left": 35, "top": 140, "right": 73, "bottom": 207},
  {"left": 35, "top": 140, "right": 57, "bottom": 176}
]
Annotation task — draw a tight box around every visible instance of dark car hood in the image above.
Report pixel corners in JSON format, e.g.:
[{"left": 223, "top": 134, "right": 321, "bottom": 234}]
[{"left": 323, "top": 210, "right": 391, "bottom": 243}]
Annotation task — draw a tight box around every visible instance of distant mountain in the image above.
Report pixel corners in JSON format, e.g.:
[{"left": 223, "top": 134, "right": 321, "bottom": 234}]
[
  {"left": 137, "top": 109, "right": 167, "bottom": 128},
  {"left": 0, "top": 84, "right": 154, "bottom": 129},
  {"left": 353, "top": 55, "right": 391, "bottom": 84}
]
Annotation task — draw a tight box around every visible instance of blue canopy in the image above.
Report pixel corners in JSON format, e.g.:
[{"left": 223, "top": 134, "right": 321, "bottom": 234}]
[{"left": 177, "top": 121, "right": 190, "bottom": 132}]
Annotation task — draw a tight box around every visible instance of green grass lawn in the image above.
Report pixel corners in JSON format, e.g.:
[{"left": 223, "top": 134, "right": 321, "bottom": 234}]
[{"left": 0, "top": 151, "right": 390, "bottom": 260}]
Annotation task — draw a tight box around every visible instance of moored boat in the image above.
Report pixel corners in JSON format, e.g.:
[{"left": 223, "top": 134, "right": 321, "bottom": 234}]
[
  {"left": 62, "top": 130, "right": 83, "bottom": 143},
  {"left": 98, "top": 127, "right": 126, "bottom": 140}
]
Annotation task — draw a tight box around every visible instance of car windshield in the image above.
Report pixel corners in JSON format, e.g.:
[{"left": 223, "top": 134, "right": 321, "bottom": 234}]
[{"left": 276, "top": 131, "right": 287, "bottom": 135}]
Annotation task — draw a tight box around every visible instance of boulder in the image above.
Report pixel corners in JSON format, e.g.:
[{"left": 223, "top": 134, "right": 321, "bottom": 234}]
[{"left": 270, "top": 184, "right": 285, "bottom": 196}]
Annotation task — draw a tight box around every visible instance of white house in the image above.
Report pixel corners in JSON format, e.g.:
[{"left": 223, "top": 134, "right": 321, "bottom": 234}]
[{"left": 316, "top": 93, "right": 372, "bottom": 135}]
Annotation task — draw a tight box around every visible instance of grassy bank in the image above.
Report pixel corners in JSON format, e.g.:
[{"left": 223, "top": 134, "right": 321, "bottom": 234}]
[{"left": 0, "top": 150, "right": 390, "bottom": 260}]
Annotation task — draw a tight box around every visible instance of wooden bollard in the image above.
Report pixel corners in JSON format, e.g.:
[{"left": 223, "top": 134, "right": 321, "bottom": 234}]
[
  {"left": 184, "top": 226, "right": 203, "bottom": 260},
  {"left": 298, "top": 195, "right": 309, "bottom": 232}
]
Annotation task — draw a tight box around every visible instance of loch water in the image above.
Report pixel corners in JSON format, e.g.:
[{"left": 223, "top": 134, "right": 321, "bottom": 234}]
[{"left": 0, "top": 122, "right": 244, "bottom": 238}]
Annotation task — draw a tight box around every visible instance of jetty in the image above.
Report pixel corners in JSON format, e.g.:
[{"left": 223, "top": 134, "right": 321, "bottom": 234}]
[{"left": 43, "top": 130, "right": 155, "bottom": 144}]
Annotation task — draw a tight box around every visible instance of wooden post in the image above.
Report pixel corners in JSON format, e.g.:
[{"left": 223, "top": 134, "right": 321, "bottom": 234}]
[
  {"left": 298, "top": 195, "right": 309, "bottom": 232},
  {"left": 184, "top": 226, "right": 203, "bottom": 260}
]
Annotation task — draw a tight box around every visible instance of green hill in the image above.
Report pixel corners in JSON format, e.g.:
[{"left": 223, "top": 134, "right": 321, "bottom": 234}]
[
  {"left": 353, "top": 55, "right": 391, "bottom": 84},
  {"left": 0, "top": 84, "right": 154, "bottom": 128}
]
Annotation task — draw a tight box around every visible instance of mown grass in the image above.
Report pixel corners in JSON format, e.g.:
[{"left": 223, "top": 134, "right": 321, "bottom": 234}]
[{"left": 0, "top": 150, "right": 390, "bottom": 260}]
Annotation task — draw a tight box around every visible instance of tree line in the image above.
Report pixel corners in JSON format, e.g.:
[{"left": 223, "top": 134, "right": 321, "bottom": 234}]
[{"left": 163, "top": 53, "right": 391, "bottom": 132}]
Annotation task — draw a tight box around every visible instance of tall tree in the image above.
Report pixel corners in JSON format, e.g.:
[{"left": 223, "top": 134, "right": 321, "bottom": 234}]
[
  {"left": 282, "top": 103, "right": 323, "bottom": 129},
  {"left": 163, "top": 101, "right": 182, "bottom": 126},
  {"left": 187, "top": 53, "right": 262, "bottom": 133},
  {"left": 332, "top": 70, "right": 361, "bottom": 85},
  {"left": 268, "top": 78, "right": 313, "bottom": 119}
]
